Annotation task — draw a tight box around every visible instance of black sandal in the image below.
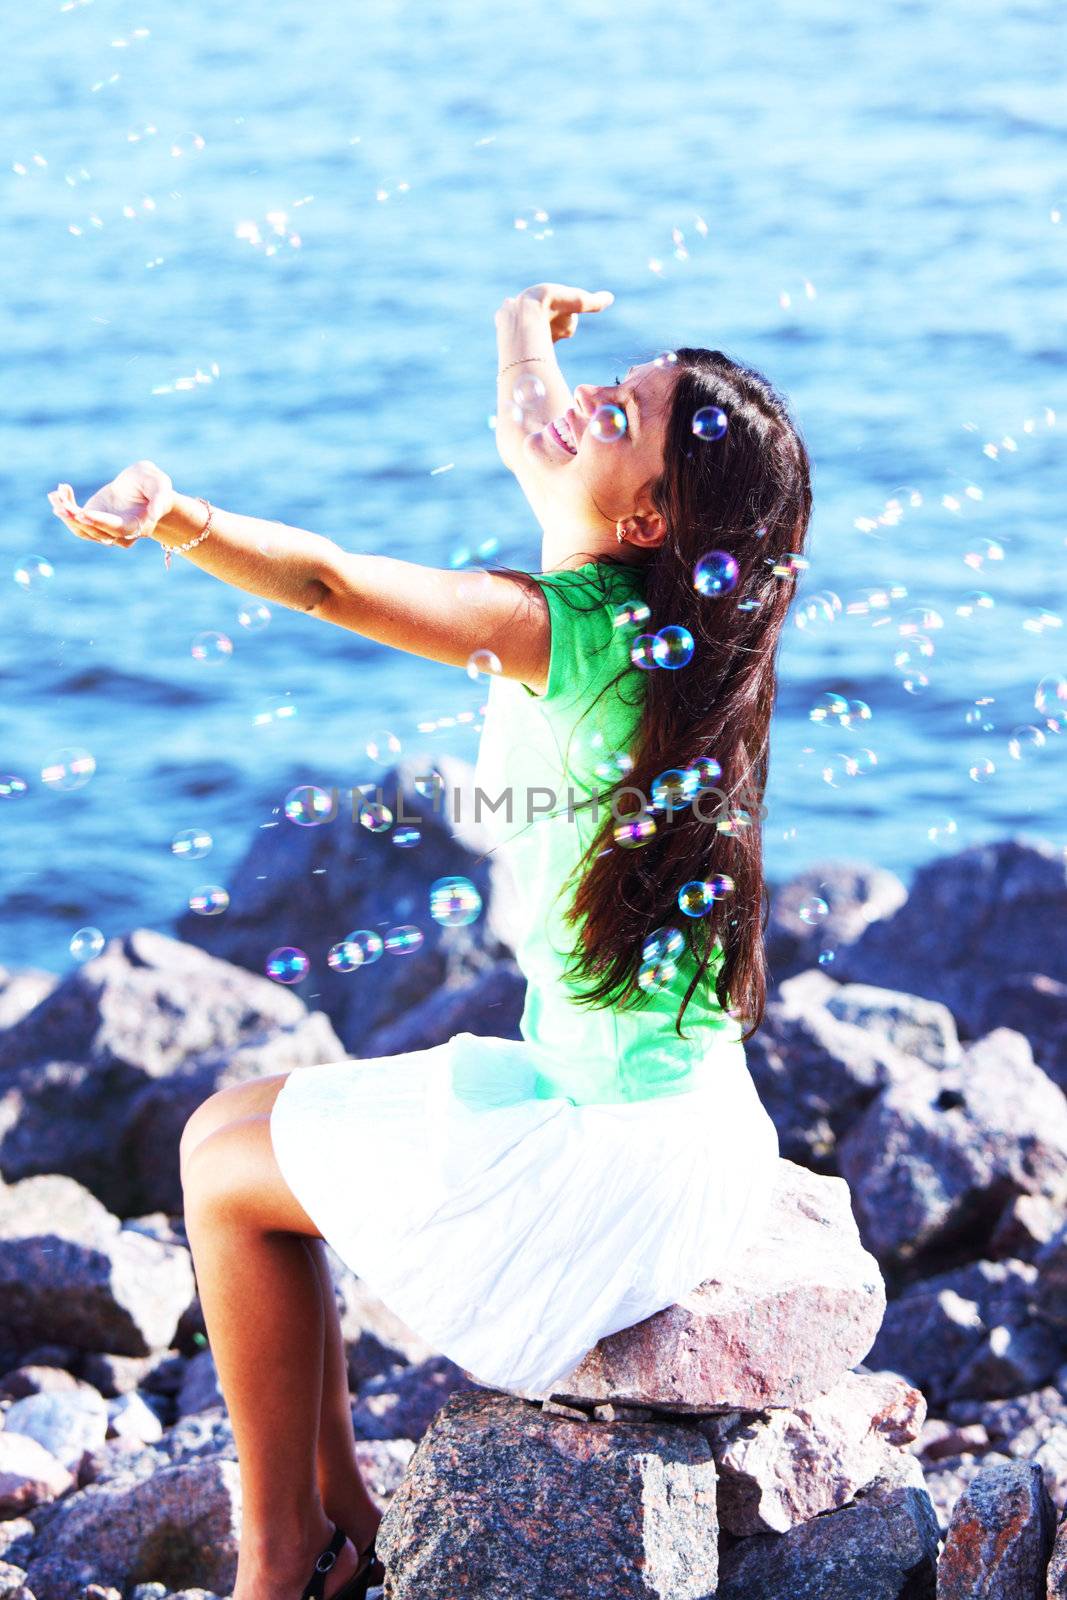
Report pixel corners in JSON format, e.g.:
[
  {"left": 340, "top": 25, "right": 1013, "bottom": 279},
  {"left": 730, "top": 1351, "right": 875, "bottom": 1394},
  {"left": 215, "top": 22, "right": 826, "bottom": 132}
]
[{"left": 299, "top": 1520, "right": 385, "bottom": 1600}]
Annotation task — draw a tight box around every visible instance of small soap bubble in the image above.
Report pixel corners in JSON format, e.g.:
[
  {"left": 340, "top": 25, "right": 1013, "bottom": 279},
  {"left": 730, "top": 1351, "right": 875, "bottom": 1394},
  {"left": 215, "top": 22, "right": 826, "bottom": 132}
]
[
  {"left": 927, "top": 816, "right": 958, "bottom": 849},
  {"left": 589, "top": 404, "right": 627, "bottom": 442},
  {"left": 171, "top": 827, "right": 213, "bottom": 858},
  {"left": 512, "top": 373, "right": 547, "bottom": 408},
  {"left": 797, "top": 895, "right": 829, "bottom": 925},
  {"left": 716, "top": 807, "right": 754, "bottom": 837},
  {"left": 358, "top": 799, "right": 394, "bottom": 833},
  {"left": 1035, "top": 675, "right": 1067, "bottom": 720},
  {"left": 693, "top": 550, "right": 739, "bottom": 597},
  {"left": 41, "top": 747, "right": 96, "bottom": 790},
  {"left": 613, "top": 814, "right": 657, "bottom": 848},
  {"left": 678, "top": 880, "right": 714, "bottom": 917},
  {"left": 613, "top": 598, "right": 651, "bottom": 629},
  {"left": 1008, "top": 724, "right": 1046, "bottom": 761},
  {"left": 70, "top": 926, "right": 105, "bottom": 962},
  {"left": 392, "top": 826, "right": 422, "bottom": 848},
  {"left": 651, "top": 768, "right": 700, "bottom": 813},
  {"left": 898, "top": 606, "right": 944, "bottom": 636},
  {"left": 284, "top": 785, "right": 337, "bottom": 826},
  {"left": 252, "top": 699, "right": 298, "bottom": 727},
  {"left": 690, "top": 756, "right": 723, "bottom": 789},
  {"left": 965, "top": 698, "right": 996, "bottom": 732},
  {"left": 237, "top": 601, "right": 271, "bottom": 631},
  {"left": 817, "top": 948, "right": 836, "bottom": 966},
  {"left": 365, "top": 729, "right": 402, "bottom": 764},
  {"left": 653, "top": 351, "right": 679, "bottom": 368},
  {"left": 429, "top": 875, "right": 482, "bottom": 926},
  {"left": 15, "top": 554, "right": 54, "bottom": 590},
  {"left": 332, "top": 930, "right": 384, "bottom": 969},
  {"left": 692, "top": 406, "right": 728, "bottom": 442},
  {"left": 651, "top": 625, "right": 694, "bottom": 669},
  {"left": 0, "top": 775, "right": 29, "bottom": 799},
  {"left": 795, "top": 590, "right": 842, "bottom": 630},
  {"left": 191, "top": 631, "right": 233, "bottom": 664},
  {"left": 643, "top": 925, "right": 685, "bottom": 964},
  {"left": 327, "top": 940, "right": 361, "bottom": 973},
  {"left": 630, "top": 633, "right": 660, "bottom": 671},
  {"left": 809, "top": 691, "right": 850, "bottom": 726},
  {"left": 969, "top": 758, "right": 996, "bottom": 782},
  {"left": 593, "top": 750, "right": 634, "bottom": 784},
  {"left": 266, "top": 946, "right": 309, "bottom": 984},
  {"left": 841, "top": 699, "right": 872, "bottom": 729},
  {"left": 189, "top": 885, "right": 229, "bottom": 915},
  {"left": 384, "top": 924, "right": 424, "bottom": 955},
  {"left": 638, "top": 953, "right": 678, "bottom": 992},
  {"left": 466, "top": 648, "right": 502, "bottom": 680},
  {"left": 956, "top": 591, "right": 994, "bottom": 619}
]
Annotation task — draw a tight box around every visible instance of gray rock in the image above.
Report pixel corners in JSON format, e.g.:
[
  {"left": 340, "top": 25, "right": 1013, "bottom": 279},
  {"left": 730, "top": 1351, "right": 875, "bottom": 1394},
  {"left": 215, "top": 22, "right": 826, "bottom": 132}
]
[
  {"left": 377, "top": 1388, "right": 719, "bottom": 1599},
  {"left": 544, "top": 1159, "right": 886, "bottom": 1414},
  {"left": 919, "top": 1450, "right": 1014, "bottom": 1537},
  {"left": 825, "top": 983, "right": 962, "bottom": 1068},
  {"left": 77, "top": 1350, "right": 178, "bottom": 1400},
  {"left": 839, "top": 1030, "right": 1067, "bottom": 1270},
  {"left": 106, "top": 1391, "right": 164, "bottom": 1445},
  {"left": 834, "top": 836, "right": 1067, "bottom": 1037},
  {"left": 715, "top": 1472, "right": 940, "bottom": 1598},
  {"left": 0, "top": 1519, "right": 35, "bottom": 1562},
  {"left": 0, "top": 1562, "right": 32, "bottom": 1600},
  {"left": 351, "top": 1354, "right": 485, "bottom": 1441},
  {"left": 360, "top": 958, "right": 526, "bottom": 1056},
  {"left": 175, "top": 1350, "right": 223, "bottom": 1420},
  {"left": 0, "top": 1173, "right": 194, "bottom": 1359},
  {"left": 774, "top": 967, "right": 841, "bottom": 1012},
  {"left": 1033, "top": 1222, "right": 1067, "bottom": 1328},
  {"left": 936, "top": 1459, "right": 1055, "bottom": 1596},
  {"left": 0, "top": 1364, "right": 91, "bottom": 1401},
  {"left": 0, "top": 1429, "right": 75, "bottom": 1516},
  {"left": 977, "top": 973, "right": 1067, "bottom": 1095},
  {"left": 0, "top": 926, "right": 344, "bottom": 1216},
  {"left": 766, "top": 861, "right": 908, "bottom": 981},
  {"left": 989, "top": 1193, "right": 1066, "bottom": 1262},
  {"left": 866, "top": 1259, "right": 1062, "bottom": 1407},
  {"left": 0, "top": 965, "right": 58, "bottom": 1030},
  {"left": 3, "top": 1389, "right": 108, "bottom": 1472},
  {"left": 333, "top": 1265, "right": 437, "bottom": 1389},
  {"left": 172, "top": 754, "right": 521, "bottom": 1057}
]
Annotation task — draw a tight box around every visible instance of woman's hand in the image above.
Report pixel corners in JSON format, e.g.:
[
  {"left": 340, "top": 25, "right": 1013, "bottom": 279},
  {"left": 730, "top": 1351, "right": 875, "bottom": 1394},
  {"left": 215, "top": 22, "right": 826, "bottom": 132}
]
[
  {"left": 47, "top": 460, "right": 175, "bottom": 548},
  {"left": 497, "top": 283, "right": 614, "bottom": 343}
]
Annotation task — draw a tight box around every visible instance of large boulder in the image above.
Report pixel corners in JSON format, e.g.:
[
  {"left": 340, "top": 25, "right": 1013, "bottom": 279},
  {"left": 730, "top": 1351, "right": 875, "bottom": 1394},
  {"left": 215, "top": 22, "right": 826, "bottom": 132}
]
[
  {"left": 977, "top": 973, "right": 1067, "bottom": 1096},
  {"left": 171, "top": 754, "right": 522, "bottom": 1055},
  {"left": 833, "top": 837, "right": 1067, "bottom": 1037},
  {"left": 936, "top": 1459, "right": 1055, "bottom": 1597},
  {"left": 537, "top": 1159, "right": 885, "bottom": 1414},
  {"left": 0, "top": 927, "right": 344, "bottom": 1215},
  {"left": 0, "top": 1173, "right": 194, "bottom": 1363},
  {"left": 838, "top": 1029, "right": 1067, "bottom": 1271},
  {"left": 765, "top": 861, "right": 908, "bottom": 982}
]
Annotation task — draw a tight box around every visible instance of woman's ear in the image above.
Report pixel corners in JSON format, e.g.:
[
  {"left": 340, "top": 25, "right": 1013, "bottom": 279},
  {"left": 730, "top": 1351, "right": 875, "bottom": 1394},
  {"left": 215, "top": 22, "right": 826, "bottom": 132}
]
[{"left": 621, "top": 507, "right": 668, "bottom": 551}]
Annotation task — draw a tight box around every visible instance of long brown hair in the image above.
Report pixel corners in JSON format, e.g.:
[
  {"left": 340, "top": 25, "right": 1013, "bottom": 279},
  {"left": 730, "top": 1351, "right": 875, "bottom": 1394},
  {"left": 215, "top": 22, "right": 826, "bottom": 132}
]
[{"left": 491, "top": 348, "right": 813, "bottom": 1043}]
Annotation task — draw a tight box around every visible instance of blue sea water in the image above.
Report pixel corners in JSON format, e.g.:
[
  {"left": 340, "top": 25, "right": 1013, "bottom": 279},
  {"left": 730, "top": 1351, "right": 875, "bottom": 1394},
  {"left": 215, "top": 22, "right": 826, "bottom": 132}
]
[{"left": 1, "top": 0, "right": 1065, "bottom": 976}]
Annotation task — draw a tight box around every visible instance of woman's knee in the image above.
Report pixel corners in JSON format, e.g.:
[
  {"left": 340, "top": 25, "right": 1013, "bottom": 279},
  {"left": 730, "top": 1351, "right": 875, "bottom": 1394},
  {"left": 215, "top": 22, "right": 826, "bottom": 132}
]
[{"left": 179, "top": 1073, "right": 291, "bottom": 1180}]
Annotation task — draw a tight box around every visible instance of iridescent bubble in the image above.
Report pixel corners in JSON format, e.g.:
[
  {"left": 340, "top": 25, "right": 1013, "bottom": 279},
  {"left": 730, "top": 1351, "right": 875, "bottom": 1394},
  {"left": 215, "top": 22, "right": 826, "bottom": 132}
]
[
  {"left": 252, "top": 700, "right": 298, "bottom": 727},
  {"left": 898, "top": 606, "right": 944, "bottom": 636},
  {"left": 237, "top": 601, "right": 271, "bottom": 631},
  {"left": 191, "top": 630, "right": 233, "bottom": 664},
  {"left": 969, "top": 758, "right": 996, "bottom": 782},
  {"left": 589, "top": 404, "right": 627, "bottom": 442},
  {"left": 678, "top": 880, "right": 715, "bottom": 917},
  {"left": 693, "top": 550, "right": 739, "bottom": 597},
  {"left": 651, "top": 769, "right": 699, "bottom": 813},
  {"left": 365, "top": 729, "right": 402, "bottom": 764},
  {"left": 70, "top": 926, "right": 104, "bottom": 962},
  {"left": 630, "top": 633, "right": 659, "bottom": 671},
  {"left": 466, "top": 648, "right": 502, "bottom": 680},
  {"left": 384, "top": 924, "right": 424, "bottom": 955},
  {"left": 653, "top": 351, "right": 679, "bottom": 369},
  {"left": 171, "top": 827, "right": 213, "bottom": 858},
  {"left": 327, "top": 939, "right": 362, "bottom": 973},
  {"left": 41, "top": 747, "right": 96, "bottom": 790},
  {"left": 429, "top": 875, "right": 482, "bottom": 926},
  {"left": 809, "top": 692, "right": 849, "bottom": 726},
  {"left": 358, "top": 799, "right": 393, "bottom": 832},
  {"left": 0, "top": 775, "right": 29, "bottom": 799},
  {"left": 613, "top": 598, "right": 651, "bottom": 629},
  {"left": 955, "top": 591, "right": 994, "bottom": 620},
  {"left": 284, "top": 785, "right": 337, "bottom": 825},
  {"left": 593, "top": 750, "right": 634, "bottom": 784},
  {"left": 1008, "top": 724, "right": 1046, "bottom": 761},
  {"left": 716, "top": 807, "right": 754, "bottom": 836},
  {"left": 690, "top": 755, "right": 723, "bottom": 789},
  {"left": 706, "top": 873, "right": 734, "bottom": 898},
  {"left": 795, "top": 590, "right": 842, "bottom": 630},
  {"left": 965, "top": 698, "right": 996, "bottom": 732},
  {"left": 651, "top": 625, "right": 694, "bottom": 669},
  {"left": 334, "top": 929, "right": 384, "bottom": 967},
  {"left": 771, "top": 553, "right": 809, "bottom": 579},
  {"left": 189, "top": 885, "right": 230, "bottom": 915},
  {"left": 512, "top": 373, "right": 547, "bottom": 408},
  {"left": 840, "top": 699, "right": 872, "bottom": 729},
  {"left": 638, "top": 953, "right": 678, "bottom": 992},
  {"left": 927, "top": 816, "right": 958, "bottom": 849},
  {"left": 894, "top": 634, "right": 935, "bottom": 665},
  {"left": 797, "top": 895, "right": 829, "bottom": 925},
  {"left": 392, "top": 826, "right": 421, "bottom": 848},
  {"left": 692, "top": 406, "right": 728, "bottom": 442},
  {"left": 14, "top": 554, "right": 55, "bottom": 590},
  {"left": 613, "top": 814, "right": 657, "bottom": 848},
  {"left": 962, "top": 538, "right": 1005, "bottom": 572},
  {"left": 817, "top": 949, "right": 836, "bottom": 967},
  {"left": 643, "top": 925, "right": 685, "bottom": 963},
  {"left": 901, "top": 672, "right": 929, "bottom": 695},
  {"left": 266, "top": 946, "right": 310, "bottom": 984},
  {"left": 1035, "top": 675, "right": 1067, "bottom": 722}
]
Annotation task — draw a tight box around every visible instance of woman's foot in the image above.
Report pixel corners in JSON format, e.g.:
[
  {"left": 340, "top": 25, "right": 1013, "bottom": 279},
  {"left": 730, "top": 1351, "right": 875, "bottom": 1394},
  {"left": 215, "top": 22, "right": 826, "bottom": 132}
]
[{"left": 232, "top": 1520, "right": 368, "bottom": 1600}]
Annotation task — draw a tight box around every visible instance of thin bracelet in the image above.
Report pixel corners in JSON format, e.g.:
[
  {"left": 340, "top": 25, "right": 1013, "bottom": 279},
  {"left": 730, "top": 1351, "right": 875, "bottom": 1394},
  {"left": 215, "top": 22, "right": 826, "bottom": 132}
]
[
  {"left": 161, "top": 497, "right": 214, "bottom": 570},
  {"left": 497, "top": 355, "right": 548, "bottom": 378}
]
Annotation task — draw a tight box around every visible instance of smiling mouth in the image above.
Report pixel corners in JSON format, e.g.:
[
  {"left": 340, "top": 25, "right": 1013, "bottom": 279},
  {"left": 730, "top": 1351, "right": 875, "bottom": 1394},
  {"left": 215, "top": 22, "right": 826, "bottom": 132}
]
[{"left": 548, "top": 415, "right": 579, "bottom": 455}]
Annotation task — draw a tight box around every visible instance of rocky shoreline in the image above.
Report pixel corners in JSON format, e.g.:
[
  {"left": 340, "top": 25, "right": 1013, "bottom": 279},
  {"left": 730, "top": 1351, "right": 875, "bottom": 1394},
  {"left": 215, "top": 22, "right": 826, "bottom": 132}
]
[{"left": 1, "top": 758, "right": 1066, "bottom": 1597}]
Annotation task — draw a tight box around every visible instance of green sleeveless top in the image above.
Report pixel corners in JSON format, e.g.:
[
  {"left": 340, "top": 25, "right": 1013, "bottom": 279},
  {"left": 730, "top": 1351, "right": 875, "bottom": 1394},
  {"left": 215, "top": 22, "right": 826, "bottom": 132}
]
[{"left": 473, "top": 559, "right": 745, "bottom": 1106}]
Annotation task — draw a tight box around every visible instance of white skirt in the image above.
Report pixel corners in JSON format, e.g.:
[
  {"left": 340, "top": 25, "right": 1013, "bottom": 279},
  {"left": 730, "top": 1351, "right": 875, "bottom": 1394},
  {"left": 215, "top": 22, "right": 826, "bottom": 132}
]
[{"left": 268, "top": 1029, "right": 781, "bottom": 1400}]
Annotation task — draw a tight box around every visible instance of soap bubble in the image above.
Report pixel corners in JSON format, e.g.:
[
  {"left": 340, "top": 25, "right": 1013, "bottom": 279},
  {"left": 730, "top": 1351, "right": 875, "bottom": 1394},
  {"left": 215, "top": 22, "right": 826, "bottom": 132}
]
[
  {"left": 651, "top": 768, "right": 700, "bottom": 813},
  {"left": 690, "top": 755, "right": 723, "bottom": 789},
  {"left": 329, "top": 930, "right": 383, "bottom": 970},
  {"left": 512, "top": 373, "right": 547, "bottom": 408},
  {"left": 189, "top": 885, "right": 229, "bottom": 915},
  {"left": 613, "top": 598, "right": 651, "bottom": 629},
  {"left": 965, "top": 699, "right": 996, "bottom": 732},
  {"left": 14, "top": 554, "right": 54, "bottom": 590},
  {"left": 653, "top": 351, "right": 679, "bottom": 369},
  {"left": 629, "top": 634, "right": 659, "bottom": 671},
  {"left": 237, "top": 601, "right": 271, "bottom": 631},
  {"left": 41, "top": 747, "right": 96, "bottom": 790},
  {"left": 589, "top": 404, "right": 627, "bottom": 442},
  {"left": 70, "top": 926, "right": 104, "bottom": 962},
  {"left": 266, "top": 946, "right": 310, "bottom": 984},
  {"left": 797, "top": 895, "right": 829, "bottom": 925},
  {"left": 392, "top": 826, "right": 421, "bottom": 848},
  {"left": 927, "top": 816, "right": 958, "bottom": 848},
  {"left": 191, "top": 631, "right": 233, "bottom": 664},
  {"left": 384, "top": 925, "right": 424, "bottom": 955},
  {"left": 466, "top": 648, "right": 502, "bottom": 680},
  {"left": 171, "top": 827, "right": 213, "bottom": 858},
  {"left": 693, "top": 550, "right": 739, "bottom": 597},
  {"left": 969, "top": 758, "right": 996, "bottom": 782},
  {"left": 809, "top": 692, "right": 850, "bottom": 726},
  {"left": 252, "top": 700, "right": 298, "bottom": 727},
  {"left": 358, "top": 799, "right": 393, "bottom": 832},
  {"left": 795, "top": 590, "right": 842, "bottom": 630},
  {"left": 1007, "top": 724, "right": 1046, "bottom": 761},
  {"left": 429, "top": 875, "right": 482, "bottom": 926},
  {"left": 692, "top": 406, "right": 728, "bottom": 442},
  {"left": 284, "top": 785, "right": 337, "bottom": 825},
  {"left": 0, "top": 775, "right": 29, "bottom": 799},
  {"left": 651, "top": 625, "right": 694, "bottom": 668},
  {"left": 613, "top": 813, "right": 657, "bottom": 848},
  {"left": 365, "top": 729, "right": 402, "bottom": 764}
]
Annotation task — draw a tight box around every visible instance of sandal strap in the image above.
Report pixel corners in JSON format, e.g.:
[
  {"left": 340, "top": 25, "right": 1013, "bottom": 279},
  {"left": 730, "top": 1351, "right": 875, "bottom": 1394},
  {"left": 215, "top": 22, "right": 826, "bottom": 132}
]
[{"left": 301, "top": 1521, "right": 346, "bottom": 1600}]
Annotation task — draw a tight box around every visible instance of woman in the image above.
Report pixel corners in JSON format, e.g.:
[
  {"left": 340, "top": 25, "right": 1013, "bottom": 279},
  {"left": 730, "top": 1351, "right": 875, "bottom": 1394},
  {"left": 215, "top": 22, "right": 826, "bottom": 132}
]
[{"left": 47, "top": 281, "right": 813, "bottom": 1600}]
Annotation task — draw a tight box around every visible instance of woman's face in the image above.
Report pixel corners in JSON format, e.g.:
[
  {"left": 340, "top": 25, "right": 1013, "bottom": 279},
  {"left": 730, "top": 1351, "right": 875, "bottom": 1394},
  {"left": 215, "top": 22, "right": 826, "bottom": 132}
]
[{"left": 519, "top": 359, "right": 678, "bottom": 534}]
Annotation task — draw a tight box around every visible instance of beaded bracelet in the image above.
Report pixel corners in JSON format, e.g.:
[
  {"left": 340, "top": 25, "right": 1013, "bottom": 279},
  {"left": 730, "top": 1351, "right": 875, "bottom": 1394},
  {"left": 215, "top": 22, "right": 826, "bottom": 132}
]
[
  {"left": 497, "top": 355, "right": 548, "bottom": 378},
  {"left": 161, "top": 497, "right": 214, "bottom": 570}
]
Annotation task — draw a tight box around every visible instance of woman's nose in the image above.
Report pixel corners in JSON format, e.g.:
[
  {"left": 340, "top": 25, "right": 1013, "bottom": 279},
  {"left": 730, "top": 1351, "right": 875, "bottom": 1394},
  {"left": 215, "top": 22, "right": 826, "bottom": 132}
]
[{"left": 572, "top": 384, "right": 602, "bottom": 415}]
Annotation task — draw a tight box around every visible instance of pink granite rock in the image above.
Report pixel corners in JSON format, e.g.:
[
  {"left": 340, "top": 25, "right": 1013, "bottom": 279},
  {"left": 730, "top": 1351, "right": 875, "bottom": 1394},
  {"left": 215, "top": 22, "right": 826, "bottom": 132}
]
[
  {"left": 0, "top": 1431, "right": 75, "bottom": 1517},
  {"left": 537, "top": 1159, "right": 885, "bottom": 1413}
]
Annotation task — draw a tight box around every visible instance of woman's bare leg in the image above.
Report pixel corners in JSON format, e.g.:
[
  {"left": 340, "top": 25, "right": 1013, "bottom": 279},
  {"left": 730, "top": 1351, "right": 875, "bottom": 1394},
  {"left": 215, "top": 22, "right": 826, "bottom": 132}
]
[{"left": 180, "top": 1091, "right": 373, "bottom": 1599}]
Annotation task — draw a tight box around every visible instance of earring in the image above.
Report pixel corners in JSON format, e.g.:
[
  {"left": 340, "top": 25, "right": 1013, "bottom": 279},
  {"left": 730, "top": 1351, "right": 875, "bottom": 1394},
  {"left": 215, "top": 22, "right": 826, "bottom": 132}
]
[{"left": 616, "top": 528, "right": 624, "bottom": 544}]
